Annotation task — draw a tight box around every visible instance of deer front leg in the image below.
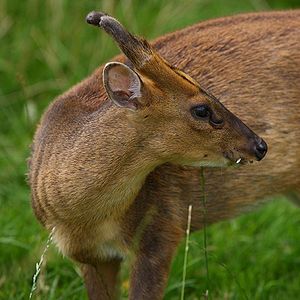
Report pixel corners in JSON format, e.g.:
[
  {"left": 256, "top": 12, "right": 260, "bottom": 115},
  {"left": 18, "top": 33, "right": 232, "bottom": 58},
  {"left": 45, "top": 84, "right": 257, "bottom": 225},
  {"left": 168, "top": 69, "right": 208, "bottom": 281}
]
[
  {"left": 81, "top": 258, "right": 122, "bottom": 300},
  {"left": 128, "top": 222, "right": 183, "bottom": 300}
]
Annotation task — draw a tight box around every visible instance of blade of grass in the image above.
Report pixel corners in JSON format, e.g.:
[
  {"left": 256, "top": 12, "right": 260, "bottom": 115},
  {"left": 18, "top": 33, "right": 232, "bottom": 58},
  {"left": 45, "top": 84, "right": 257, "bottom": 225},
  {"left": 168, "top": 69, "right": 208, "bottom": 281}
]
[
  {"left": 181, "top": 204, "right": 192, "bottom": 300},
  {"left": 201, "top": 167, "right": 210, "bottom": 299}
]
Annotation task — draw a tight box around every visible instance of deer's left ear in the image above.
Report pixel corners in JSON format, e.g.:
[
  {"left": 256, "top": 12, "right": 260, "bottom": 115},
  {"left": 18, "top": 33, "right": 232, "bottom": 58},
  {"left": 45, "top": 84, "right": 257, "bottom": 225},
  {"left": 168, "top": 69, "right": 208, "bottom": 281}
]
[{"left": 103, "top": 62, "right": 144, "bottom": 111}]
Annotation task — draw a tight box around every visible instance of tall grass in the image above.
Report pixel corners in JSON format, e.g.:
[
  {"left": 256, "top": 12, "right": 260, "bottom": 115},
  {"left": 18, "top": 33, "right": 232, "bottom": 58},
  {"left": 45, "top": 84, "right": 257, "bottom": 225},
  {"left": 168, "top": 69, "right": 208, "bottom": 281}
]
[{"left": 1, "top": 0, "right": 300, "bottom": 299}]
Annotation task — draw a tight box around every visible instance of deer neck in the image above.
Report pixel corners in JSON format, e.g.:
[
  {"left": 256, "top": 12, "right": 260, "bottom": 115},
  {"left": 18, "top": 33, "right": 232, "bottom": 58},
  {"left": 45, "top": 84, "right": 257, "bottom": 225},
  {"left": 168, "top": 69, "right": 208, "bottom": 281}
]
[{"left": 74, "top": 106, "right": 161, "bottom": 222}]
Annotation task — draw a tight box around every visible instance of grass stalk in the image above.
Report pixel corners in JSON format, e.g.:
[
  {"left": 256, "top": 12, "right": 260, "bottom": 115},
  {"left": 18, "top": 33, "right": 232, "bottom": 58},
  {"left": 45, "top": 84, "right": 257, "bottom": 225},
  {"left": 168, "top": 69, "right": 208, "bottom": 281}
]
[
  {"left": 29, "top": 227, "right": 55, "bottom": 299},
  {"left": 181, "top": 204, "right": 192, "bottom": 300},
  {"left": 200, "top": 167, "right": 210, "bottom": 299}
]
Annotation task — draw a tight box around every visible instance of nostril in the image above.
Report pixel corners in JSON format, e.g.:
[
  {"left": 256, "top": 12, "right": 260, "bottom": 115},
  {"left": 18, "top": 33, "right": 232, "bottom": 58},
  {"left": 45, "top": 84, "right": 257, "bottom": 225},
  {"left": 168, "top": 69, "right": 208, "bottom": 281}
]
[{"left": 254, "top": 139, "right": 268, "bottom": 161}]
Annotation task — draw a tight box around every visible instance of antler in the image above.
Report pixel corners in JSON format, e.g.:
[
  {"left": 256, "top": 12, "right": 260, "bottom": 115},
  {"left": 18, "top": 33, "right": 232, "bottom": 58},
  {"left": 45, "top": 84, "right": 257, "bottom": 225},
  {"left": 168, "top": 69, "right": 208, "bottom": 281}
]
[
  {"left": 86, "top": 11, "right": 201, "bottom": 94},
  {"left": 86, "top": 11, "right": 153, "bottom": 69}
]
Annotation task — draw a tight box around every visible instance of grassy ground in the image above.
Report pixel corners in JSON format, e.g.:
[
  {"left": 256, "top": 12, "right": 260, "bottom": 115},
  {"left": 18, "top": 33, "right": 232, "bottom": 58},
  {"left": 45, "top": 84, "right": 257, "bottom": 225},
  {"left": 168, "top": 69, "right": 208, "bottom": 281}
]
[{"left": 1, "top": 0, "right": 300, "bottom": 299}]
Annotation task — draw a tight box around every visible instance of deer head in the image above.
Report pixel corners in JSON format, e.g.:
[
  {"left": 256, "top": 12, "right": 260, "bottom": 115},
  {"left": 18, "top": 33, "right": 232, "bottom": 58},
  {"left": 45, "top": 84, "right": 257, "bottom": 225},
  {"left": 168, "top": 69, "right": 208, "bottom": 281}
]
[{"left": 86, "top": 11, "right": 267, "bottom": 167}]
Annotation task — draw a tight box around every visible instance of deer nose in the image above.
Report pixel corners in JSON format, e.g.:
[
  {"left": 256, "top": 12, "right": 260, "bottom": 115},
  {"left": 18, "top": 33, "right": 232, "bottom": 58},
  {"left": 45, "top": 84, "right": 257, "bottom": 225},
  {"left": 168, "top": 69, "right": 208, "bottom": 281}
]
[{"left": 254, "top": 138, "right": 267, "bottom": 161}]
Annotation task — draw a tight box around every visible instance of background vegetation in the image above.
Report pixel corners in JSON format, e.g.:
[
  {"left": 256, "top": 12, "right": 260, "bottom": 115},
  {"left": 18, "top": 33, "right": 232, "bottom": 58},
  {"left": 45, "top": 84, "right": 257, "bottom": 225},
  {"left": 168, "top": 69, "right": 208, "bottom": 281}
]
[{"left": 1, "top": 0, "right": 300, "bottom": 299}]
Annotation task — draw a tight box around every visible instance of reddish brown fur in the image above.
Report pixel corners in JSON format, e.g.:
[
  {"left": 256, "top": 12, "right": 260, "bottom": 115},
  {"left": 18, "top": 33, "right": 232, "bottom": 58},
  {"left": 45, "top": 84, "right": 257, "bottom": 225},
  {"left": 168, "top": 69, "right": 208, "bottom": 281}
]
[{"left": 28, "top": 10, "right": 300, "bottom": 299}]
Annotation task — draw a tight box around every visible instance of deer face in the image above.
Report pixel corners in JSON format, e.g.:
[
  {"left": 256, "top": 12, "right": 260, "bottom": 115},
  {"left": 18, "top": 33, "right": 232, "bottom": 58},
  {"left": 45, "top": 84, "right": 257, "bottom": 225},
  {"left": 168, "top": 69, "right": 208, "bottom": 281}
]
[
  {"left": 167, "top": 88, "right": 267, "bottom": 167},
  {"left": 90, "top": 11, "right": 267, "bottom": 167}
]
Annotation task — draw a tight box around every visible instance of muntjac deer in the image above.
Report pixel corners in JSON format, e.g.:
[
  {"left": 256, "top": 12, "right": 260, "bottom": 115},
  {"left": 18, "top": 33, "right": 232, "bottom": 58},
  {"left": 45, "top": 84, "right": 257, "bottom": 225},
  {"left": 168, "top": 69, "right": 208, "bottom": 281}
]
[{"left": 28, "top": 10, "right": 299, "bottom": 300}]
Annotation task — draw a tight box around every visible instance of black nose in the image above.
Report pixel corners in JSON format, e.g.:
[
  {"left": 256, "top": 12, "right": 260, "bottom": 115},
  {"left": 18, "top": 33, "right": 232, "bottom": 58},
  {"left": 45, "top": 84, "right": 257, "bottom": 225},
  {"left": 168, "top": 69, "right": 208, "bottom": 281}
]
[{"left": 254, "top": 139, "right": 268, "bottom": 161}]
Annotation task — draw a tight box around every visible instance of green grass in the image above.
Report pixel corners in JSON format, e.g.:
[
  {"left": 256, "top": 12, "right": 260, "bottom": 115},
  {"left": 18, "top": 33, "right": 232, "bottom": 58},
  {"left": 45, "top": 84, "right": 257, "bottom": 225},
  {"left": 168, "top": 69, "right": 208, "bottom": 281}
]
[{"left": 1, "top": 0, "right": 300, "bottom": 299}]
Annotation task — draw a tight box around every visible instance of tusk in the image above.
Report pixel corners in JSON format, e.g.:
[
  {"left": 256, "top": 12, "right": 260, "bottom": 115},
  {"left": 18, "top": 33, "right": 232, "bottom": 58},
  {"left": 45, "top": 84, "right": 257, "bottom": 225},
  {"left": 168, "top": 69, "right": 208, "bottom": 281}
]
[{"left": 236, "top": 158, "right": 242, "bottom": 164}]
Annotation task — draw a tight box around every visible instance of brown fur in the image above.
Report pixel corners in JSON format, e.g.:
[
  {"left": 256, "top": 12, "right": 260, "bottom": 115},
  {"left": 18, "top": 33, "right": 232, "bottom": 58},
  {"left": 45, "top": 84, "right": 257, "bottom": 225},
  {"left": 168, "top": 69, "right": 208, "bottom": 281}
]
[
  {"left": 81, "top": 259, "right": 122, "bottom": 300},
  {"left": 28, "top": 10, "right": 300, "bottom": 299}
]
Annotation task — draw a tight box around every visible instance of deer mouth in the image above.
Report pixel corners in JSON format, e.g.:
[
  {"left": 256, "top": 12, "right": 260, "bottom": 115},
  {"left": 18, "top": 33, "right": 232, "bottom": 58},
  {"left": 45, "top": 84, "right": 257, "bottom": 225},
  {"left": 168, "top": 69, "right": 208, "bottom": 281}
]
[{"left": 223, "top": 151, "right": 248, "bottom": 166}]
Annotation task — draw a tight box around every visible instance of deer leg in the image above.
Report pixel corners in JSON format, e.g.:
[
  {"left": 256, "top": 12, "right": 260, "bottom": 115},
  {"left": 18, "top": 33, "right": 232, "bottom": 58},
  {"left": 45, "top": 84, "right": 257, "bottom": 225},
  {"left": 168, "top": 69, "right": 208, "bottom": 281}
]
[
  {"left": 128, "top": 220, "right": 183, "bottom": 300},
  {"left": 81, "top": 258, "right": 122, "bottom": 300}
]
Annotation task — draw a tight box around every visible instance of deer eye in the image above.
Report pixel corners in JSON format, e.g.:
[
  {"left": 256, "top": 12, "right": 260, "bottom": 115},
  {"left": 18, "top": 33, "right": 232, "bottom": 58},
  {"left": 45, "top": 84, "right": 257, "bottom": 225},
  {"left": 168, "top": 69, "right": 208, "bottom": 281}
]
[{"left": 191, "top": 105, "right": 211, "bottom": 119}]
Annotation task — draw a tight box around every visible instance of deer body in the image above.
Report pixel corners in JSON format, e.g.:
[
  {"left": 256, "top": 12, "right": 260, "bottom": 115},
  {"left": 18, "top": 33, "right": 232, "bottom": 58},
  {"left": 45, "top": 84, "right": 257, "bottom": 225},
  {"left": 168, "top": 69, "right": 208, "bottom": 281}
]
[{"left": 28, "top": 10, "right": 300, "bottom": 299}]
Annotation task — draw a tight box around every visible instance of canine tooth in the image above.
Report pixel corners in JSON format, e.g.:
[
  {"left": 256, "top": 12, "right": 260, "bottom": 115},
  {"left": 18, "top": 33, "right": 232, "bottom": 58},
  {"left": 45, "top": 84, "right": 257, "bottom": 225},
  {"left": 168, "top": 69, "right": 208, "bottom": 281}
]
[{"left": 236, "top": 158, "right": 242, "bottom": 164}]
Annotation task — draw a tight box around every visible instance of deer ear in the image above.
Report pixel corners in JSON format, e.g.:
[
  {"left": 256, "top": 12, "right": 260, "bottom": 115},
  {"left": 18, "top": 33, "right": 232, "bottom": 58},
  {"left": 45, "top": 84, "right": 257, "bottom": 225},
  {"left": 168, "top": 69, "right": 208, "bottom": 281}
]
[{"left": 103, "top": 62, "right": 143, "bottom": 111}]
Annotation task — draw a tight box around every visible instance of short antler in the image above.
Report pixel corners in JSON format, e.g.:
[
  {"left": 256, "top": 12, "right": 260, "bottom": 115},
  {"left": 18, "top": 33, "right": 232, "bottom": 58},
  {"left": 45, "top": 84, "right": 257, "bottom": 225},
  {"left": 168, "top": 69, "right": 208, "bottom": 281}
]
[
  {"left": 86, "top": 11, "right": 152, "bottom": 69},
  {"left": 86, "top": 11, "right": 201, "bottom": 93}
]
